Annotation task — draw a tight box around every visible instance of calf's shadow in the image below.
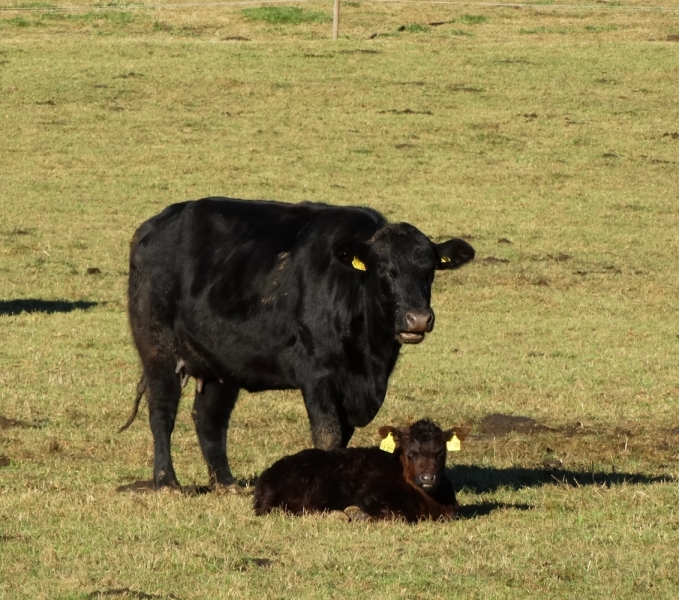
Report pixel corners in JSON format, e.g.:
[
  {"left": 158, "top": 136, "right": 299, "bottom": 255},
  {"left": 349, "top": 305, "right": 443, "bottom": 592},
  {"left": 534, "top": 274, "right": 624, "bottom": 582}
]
[{"left": 448, "top": 464, "right": 673, "bottom": 494}]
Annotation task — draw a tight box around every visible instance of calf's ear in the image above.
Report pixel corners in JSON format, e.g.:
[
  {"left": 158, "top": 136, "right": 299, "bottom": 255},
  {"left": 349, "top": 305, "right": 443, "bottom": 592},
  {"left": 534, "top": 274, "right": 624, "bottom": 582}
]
[
  {"left": 434, "top": 238, "right": 475, "bottom": 270},
  {"left": 332, "top": 238, "right": 371, "bottom": 272},
  {"left": 443, "top": 427, "right": 470, "bottom": 443},
  {"left": 378, "top": 425, "right": 398, "bottom": 441},
  {"left": 378, "top": 425, "right": 407, "bottom": 444}
]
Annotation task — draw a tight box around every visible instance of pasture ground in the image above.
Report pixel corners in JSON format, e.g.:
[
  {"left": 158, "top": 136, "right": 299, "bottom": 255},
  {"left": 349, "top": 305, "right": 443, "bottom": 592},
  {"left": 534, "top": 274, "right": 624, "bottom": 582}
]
[{"left": 1, "top": 0, "right": 678, "bottom": 597}]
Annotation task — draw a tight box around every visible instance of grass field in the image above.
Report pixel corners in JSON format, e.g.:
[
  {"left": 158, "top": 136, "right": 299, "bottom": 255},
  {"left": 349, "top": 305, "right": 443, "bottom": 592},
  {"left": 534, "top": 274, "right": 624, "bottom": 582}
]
[{"left": 1, "top": 1, "right": 679, "bottom": 598}]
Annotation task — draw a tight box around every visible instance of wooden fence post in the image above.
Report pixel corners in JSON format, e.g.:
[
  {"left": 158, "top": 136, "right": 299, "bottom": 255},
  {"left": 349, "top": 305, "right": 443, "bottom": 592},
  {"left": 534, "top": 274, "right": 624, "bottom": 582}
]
[{"left": 332, "top": 0, "right": 340, "bottom": 39}]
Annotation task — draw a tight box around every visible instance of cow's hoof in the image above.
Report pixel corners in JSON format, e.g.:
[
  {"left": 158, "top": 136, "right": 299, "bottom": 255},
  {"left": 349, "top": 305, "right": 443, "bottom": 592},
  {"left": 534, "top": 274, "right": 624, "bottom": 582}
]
[{"left": 344, "top": 505, "right": 370, "bottom": 522}]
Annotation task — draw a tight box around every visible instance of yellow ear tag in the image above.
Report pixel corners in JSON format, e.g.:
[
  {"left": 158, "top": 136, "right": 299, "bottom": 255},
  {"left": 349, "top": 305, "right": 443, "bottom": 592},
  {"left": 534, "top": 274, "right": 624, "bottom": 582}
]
[
  {"left": 380, "top": 432, "right": 396, "bottom": 453},
  {"left": 446, "top": 433, "right": 461, "bottom": 452},
  {"left": 440, "top": 255, "right": 451, "bottom": 264},
  {"left": 352, "top": 256, "right": 366, "bottom": 271}
]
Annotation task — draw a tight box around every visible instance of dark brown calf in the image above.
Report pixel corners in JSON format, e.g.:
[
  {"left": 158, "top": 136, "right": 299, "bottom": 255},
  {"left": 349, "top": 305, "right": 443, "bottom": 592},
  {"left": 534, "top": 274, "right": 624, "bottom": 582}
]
[{"left": 254, "top": 419, "right": 467, "bottom": 523}]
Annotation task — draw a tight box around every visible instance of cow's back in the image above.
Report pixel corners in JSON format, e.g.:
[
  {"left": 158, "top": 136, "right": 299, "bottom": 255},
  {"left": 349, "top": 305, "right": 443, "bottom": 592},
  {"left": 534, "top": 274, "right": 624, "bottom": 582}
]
[{"left": 129, "top": 197, "right": 385, "bottom": 310}]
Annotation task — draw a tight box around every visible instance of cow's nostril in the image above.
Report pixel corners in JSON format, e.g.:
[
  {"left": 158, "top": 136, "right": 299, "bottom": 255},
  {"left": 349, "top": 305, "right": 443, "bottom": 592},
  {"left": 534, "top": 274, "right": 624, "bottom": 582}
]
[
  {"left": 425, "top": 311, "right": 434, "bottom": 330},
  {"left": 405, "top": 309, "right": 434, "bottom": 332}
]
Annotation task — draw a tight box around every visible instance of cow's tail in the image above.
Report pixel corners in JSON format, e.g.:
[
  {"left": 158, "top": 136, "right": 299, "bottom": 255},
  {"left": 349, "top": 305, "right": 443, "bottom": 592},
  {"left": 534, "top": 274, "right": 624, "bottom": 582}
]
[{"left": 118, "top": 375, "right": 146, "bottom": 433}]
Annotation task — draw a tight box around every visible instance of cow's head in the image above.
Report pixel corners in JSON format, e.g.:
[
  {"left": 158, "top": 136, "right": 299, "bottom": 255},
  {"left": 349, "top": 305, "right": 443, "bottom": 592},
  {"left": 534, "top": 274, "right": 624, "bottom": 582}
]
[
  {"left": 333, "top": 223, "right": 474, "bottom": 344},
  {"left": 378, "top": 419, "right": 468, "bottom": 493}
]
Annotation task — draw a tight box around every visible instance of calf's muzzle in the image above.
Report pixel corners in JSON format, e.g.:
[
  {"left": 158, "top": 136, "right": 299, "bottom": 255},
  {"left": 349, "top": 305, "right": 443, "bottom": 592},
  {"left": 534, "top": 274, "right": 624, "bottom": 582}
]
[{"left": 415, "top": 472, "right": 439, "bottom": 490}]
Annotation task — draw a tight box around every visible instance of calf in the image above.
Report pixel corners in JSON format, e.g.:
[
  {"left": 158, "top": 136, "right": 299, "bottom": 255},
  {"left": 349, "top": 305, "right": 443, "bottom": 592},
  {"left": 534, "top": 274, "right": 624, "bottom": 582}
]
[{"left": 254, "top": 419, "right": 467, "bottom": 522}]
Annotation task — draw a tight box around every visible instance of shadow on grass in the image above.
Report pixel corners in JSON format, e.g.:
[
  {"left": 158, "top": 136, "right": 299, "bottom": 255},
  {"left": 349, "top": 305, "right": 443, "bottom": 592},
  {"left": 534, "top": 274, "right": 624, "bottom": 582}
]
[
  {"left": 450, "top": 464, "right": 674, "bottom": 494},
  {"left": 116, "top": 477, "right": 258, "bottom": 496},
  {"left": 457, "top": 501, "right": 534, "bottom": 519},
  {"left": 0, "top": 299, "right": 97, "bottom": 316}
]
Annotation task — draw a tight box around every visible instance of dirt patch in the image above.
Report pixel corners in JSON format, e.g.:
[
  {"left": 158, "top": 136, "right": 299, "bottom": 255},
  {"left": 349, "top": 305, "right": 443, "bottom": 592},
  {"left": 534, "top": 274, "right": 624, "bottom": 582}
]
[
  {"left": 0, "top": 415, "right": 29, "bottom": 429},
  {"left": 0, "top": 456, "right": 10, "bottom": 468},
  {"left": 479, "top": 413, "right": 552, "bottom": 436},
  {"left": 378, "top": 109, "right": 433, "bottom": 115},
  {"left": 233, "top": 556, "right": 273, "bottom": 572},
  {"left": 480, "top": 256, "right": 510, "bottom": 264},
  {"left": 448, "top": 84, "right": 484, "bottom": 93},
  {"left": 87, "top": 588, "right": 177, "bottom": 599},
  {"left": 338, "top": 49, "right": 379, "bottom": 54},
  {"left": 531, "top": 253, "right": 572, "bottom": 262}
]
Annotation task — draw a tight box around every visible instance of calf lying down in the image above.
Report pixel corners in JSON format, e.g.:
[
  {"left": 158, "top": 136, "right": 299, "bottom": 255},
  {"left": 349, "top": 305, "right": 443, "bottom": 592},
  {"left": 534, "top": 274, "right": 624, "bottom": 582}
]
[{"left": 254, "top": 419, "right": 467, "bottom": 523}]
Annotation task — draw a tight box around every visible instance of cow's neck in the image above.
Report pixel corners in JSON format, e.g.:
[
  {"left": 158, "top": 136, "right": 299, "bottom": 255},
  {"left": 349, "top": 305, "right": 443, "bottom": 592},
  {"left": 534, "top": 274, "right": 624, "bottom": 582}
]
[{"left": 362, "top": 295, "right": 402, "bottom": 375}]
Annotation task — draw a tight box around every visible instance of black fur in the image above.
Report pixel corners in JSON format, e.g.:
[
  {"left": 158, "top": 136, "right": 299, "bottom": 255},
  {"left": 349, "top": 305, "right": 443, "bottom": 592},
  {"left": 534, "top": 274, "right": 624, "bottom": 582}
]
[
  {"left": 254, "top": 419, "right": 460, "bottom": 522},
  {"left": 125, "top": 198, "right": 474, "bottom": 489}
]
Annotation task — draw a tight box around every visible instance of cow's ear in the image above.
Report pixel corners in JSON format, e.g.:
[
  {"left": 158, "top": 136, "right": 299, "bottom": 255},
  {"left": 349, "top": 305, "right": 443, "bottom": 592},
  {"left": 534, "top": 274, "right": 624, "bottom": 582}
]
[
  {"left": 435, "top": 238, "right": 475, "bottom": 270},
  {"left": 332, "top": 238, "right": 370, "bottom": 272}
]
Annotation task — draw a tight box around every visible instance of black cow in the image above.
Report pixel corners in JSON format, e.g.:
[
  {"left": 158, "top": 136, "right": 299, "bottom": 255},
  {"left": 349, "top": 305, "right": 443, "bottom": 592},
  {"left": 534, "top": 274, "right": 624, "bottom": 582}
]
[
  {"left": 121, "top": 198, "right": 474, "bottom": 490},
  {"left": 254, "top": 419, "right": 467, "bottom": 522}
]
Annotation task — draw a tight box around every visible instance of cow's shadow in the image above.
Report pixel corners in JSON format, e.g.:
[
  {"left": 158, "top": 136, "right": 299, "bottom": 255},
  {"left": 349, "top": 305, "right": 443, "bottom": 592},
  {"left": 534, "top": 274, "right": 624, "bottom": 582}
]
[
  {"left": 448, "top": 464, "right": 673, "bottom": 495},
  {"left": 0, "top": 299, "right": 98, "bottom": 316}
]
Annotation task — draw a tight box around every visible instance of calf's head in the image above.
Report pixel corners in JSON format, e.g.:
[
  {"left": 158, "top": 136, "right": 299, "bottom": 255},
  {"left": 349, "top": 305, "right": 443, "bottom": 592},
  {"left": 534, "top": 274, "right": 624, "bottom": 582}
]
[
  {"left": 333, "top": 223, "right": 474, "bottom": 344},
  {"left": 379, "top": 419, "right": 468, "bottom": 493}
]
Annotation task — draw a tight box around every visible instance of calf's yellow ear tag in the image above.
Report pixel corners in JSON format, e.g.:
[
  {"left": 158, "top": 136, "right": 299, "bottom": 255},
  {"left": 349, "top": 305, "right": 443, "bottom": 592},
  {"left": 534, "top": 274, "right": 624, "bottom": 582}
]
[
  {"left": 352, "top": 256, "right": 367, "bottom": 271},
  {"left": 440, "top": 255, "right": 451, "bottom": 264},
  {"left": 447, "top": 433, "right": 461, "bottom": 452},
  {"left": 380, "top": 432, "right": 396, "bottom": 453}
]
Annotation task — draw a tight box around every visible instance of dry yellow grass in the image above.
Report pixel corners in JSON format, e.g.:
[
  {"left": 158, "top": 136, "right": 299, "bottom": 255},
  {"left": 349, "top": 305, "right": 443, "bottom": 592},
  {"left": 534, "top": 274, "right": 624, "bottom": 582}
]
[{"left": 1, "top": 2, "right": 678, "bottom": 598}]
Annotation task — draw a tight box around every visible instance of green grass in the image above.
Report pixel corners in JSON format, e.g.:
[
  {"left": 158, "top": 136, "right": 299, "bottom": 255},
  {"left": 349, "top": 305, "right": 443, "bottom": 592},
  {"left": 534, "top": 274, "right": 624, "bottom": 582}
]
[
  {"left": 1, "top": 2, "right": 678, "bottom": 598},
  {"left": 400, "top": 23, "right": 430, "bottom": 34},
  {"left": 241, "top": 6, "right": 331, "bottom": 25},
  {"left": 460, "top": 14, "right": 490, "bottom": 25}
]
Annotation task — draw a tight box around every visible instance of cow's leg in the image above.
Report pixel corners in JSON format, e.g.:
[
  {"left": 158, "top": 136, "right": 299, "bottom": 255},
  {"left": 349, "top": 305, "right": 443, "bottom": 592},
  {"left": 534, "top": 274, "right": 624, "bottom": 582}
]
[
  {"left": 145, "top": 360, "right": 182, "bottom": 490},
  {"left": 302, "top": 379, "right": 354, "bottom": 449},
  {"left": 192, "top": 381, "right": 239, "bottom": 490}
]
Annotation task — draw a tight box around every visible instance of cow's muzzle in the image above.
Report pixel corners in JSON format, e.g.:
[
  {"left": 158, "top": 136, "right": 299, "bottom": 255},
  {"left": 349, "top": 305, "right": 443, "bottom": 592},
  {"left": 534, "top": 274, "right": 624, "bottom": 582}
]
[{"left": 396, "top": 309, "right": 434, "bottom": 344}]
